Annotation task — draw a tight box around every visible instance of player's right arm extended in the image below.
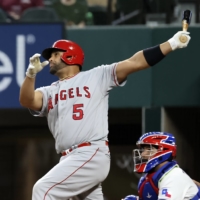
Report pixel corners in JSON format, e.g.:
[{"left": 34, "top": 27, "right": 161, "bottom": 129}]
[{"left": 19, "top": 53, "right": 49, "bottom": 111}]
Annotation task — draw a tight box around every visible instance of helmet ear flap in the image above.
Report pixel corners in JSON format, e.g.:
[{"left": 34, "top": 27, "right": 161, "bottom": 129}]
[
  {"left": 61, "top": 51, "right": 79, "bottom": 66},
  {"left": 61, "top": 51, "right": 73, "bottom": 64}
]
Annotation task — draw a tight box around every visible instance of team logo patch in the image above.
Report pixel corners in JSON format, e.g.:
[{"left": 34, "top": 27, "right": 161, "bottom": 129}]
[{"left": 161, "top": 189, "right": 171, "bottom": 198}]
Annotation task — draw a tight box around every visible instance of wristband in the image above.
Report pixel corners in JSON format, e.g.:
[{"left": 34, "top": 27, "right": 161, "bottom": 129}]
[
  {"left": 143, "top": 45, "right": 165, "bottom": 66},
  {"left": 26, "top": 71, "right": 36, "bottom": 78}
]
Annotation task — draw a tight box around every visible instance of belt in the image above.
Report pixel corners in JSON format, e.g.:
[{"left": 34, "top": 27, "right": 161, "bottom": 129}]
[{"left": 61, "top": 141, "right": 108, "bottom": 156}]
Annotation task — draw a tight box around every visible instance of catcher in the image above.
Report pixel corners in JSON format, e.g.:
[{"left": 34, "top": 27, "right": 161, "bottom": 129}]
[{"left": 122, "top": 132, "right": 200, "bottom": 200}]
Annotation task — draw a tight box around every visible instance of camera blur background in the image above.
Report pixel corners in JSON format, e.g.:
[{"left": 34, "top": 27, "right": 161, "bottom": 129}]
[{"left": 0, "top": 0, "right": 200, "bottom": 199}]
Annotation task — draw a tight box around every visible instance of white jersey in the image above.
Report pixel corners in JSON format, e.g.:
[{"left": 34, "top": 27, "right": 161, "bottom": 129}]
[
  {"left": 31, "top": 63, "right": 126, "bottom": 153},
  {"left": 158, "top": 167, "right": 198, "bottom": 200}
]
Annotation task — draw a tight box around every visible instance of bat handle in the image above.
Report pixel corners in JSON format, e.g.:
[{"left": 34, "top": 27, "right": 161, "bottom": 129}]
[
  {"left": 179, "top": 20, "right": 188, "bottom": 43},
  {"left": 182, "top": 20, "right": 189, "bottom": 31}
]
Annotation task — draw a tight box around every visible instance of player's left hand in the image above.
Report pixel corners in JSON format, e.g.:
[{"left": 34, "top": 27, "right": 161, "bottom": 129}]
[
  {"left": 122, "top": 195, "right": 139, "bottom": 200},
  {"left": 168, "top": 31, "right": 191, "bottom": 51},
  {"left": 26, "top": 53, "right": 49, "bottom": 78}
]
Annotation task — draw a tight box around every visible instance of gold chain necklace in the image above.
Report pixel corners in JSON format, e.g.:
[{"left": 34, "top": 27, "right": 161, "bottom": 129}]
[{"left": 59, "top": 73, "right": 78, "bottom": 81}]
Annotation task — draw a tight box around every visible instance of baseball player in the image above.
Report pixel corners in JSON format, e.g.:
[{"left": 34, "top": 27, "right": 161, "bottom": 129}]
[
  {"left": 19, "top": 31, "right": 190, "bottom": 200},
  {"left": 122, "top": 132, "right": 200, "bottom": 200}
]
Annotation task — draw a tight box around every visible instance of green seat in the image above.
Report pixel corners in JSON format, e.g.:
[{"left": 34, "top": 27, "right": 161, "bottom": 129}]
[
  {"left": 20, "top": 7, "right": 59, "bottom": 22},
  {"left": 88, "top": 6, "right": 107, "bottom": 25},
  {"left": 146, "top": 0, "right": 177, "bottom": 13},
  {"left": 43, "top": 0, "right": 57, "bottom": 6},
  {"left": 0, "top": 8, "right": 8, "bottom": 23}
]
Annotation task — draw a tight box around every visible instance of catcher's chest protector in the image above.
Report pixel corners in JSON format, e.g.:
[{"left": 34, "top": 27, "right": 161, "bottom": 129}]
[{"left": 138, "top": 161, "right": 178, "bottom": 200}]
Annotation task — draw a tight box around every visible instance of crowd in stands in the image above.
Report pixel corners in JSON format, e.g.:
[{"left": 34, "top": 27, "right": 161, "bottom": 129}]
[
  {"left": 0, "top": 0, "right": 178, "bottom": 27},
  {"left": 50, "top": 0, "right": 88, "bottom": 28},
  {"left": 0, "top": 0, "right": 44, "bottom": 21}
]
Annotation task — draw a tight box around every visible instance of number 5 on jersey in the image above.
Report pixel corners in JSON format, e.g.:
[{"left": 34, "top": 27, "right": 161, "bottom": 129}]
[{"left": 73, "top": 104, "right": 84, "bottom": 120}]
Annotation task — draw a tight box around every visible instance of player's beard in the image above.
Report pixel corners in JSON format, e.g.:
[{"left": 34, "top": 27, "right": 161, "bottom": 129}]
[{"left": 49, "top": 60, "right": 66, "bottom": 75}]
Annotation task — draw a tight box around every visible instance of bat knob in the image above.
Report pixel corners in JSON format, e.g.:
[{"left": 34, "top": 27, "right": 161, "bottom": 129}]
[
  {"left": 179, "top": 35, "right": 188, "bottom": 43},
  {"left": 182, "top": 10, "right": 192, "bottom": 25}
]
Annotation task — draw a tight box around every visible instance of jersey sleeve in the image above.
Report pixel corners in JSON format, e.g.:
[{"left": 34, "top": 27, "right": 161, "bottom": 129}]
[
  {"left": 158, "top": 168, "right": 198, "bottom": 200},
  {"left": 29, "top": 86, "right": 50, "bottom": 117},
  {"left": 92, "top": 62, "right": 127, "bottom": 93}
]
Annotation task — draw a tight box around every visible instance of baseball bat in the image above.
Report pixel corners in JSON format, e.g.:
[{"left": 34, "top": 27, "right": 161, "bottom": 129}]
[{"left": 179, "top": 10, "right": 192, "bottom": 43}]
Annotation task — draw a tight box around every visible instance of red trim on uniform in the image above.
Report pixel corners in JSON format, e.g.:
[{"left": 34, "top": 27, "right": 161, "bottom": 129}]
[
  {"left": 112, "top": 64, "right": 119, "bottom": 86},
  {"left": 43, "top": 148, "right": 100, "bottom": 200},
  {"left": 62, "top": 142, "right": 91, "bottom": 156}
]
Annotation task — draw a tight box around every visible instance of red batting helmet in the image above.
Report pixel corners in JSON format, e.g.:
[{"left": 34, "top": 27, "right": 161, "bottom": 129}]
[{"left": 42, "top": 40, "right": 84, "bottom": 67}]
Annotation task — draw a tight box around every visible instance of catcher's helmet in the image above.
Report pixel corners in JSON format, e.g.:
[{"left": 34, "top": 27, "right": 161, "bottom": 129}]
[
  {"left": 42, "top": 40, "right": 84, "bottom": 67},
  {"left": 133, "top": 132, "right": 176, "bottom": 173}
]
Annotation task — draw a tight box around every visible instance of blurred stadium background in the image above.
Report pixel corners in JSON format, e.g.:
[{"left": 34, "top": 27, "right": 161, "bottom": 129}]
[{"left": 1, "top": 0, "right": 200, "bottom": 199}]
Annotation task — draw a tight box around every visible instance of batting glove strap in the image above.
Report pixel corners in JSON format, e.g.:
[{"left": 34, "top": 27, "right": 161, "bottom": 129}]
[
  {"left": 26, "top": 68, "right": 36, "bottom": 78},
  {"left": 168, "top": 37, "right": 178, "bottom": 51}
]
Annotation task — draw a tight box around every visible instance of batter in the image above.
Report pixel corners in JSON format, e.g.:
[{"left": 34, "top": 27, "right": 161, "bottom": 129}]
[{"left": 19, "top": 31, "right": 191, "bottom": 200}]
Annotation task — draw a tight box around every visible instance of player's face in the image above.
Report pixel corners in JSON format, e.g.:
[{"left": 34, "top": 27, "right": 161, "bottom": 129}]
[
  {"left": 140, "top": 145, "right": 158, "bottom": 160},
  {"left": 49, "top": 51, "right": 66, "bottom": 75},
  {"left": 133, "top": 144, "right": 158, "bottom": 167}
]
